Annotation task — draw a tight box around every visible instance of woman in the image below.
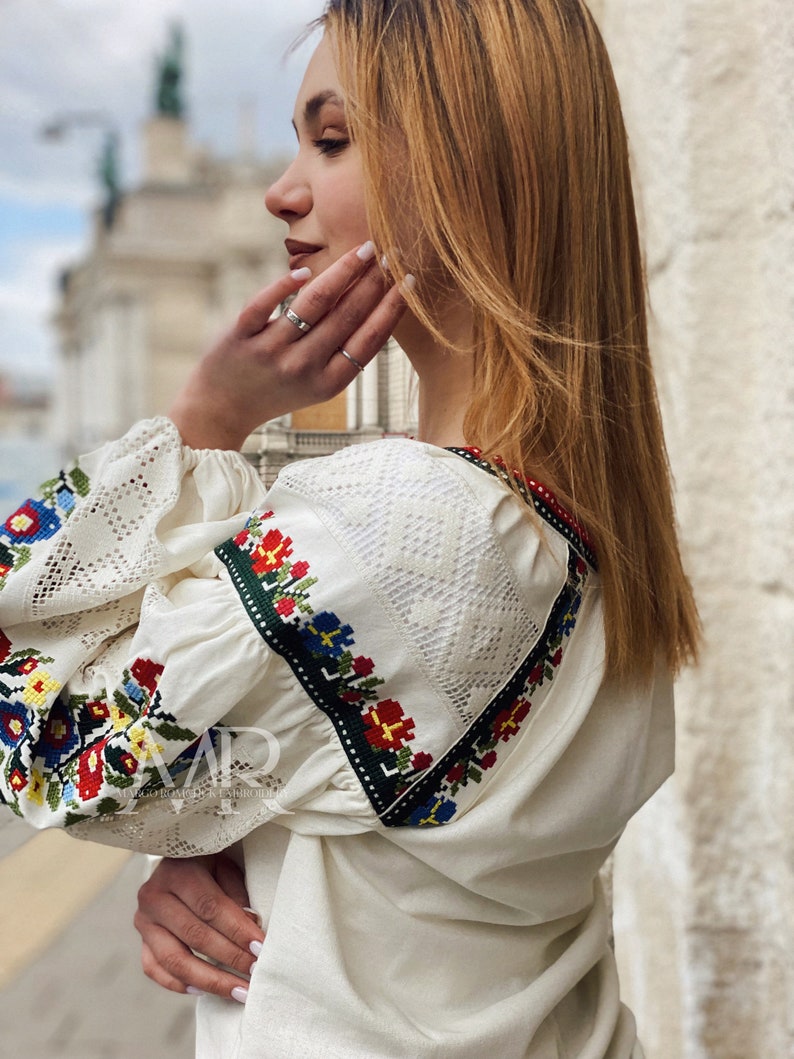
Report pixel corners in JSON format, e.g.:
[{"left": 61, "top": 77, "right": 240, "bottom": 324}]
[{"left": 0, "top": 1, "right": 698, "bottom": 1055}]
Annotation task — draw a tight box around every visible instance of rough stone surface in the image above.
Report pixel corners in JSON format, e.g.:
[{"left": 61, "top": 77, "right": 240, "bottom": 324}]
[{"left": 602, "top": 2, "right": 794, "bottom": 1056}]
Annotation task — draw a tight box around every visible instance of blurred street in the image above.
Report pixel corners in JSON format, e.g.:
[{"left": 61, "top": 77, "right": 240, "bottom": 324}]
[{"left": 0, "top": 817, "right": 194, "bottom": 1059}]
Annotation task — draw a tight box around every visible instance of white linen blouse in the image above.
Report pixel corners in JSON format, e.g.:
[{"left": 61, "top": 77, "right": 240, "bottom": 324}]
[{"left": 0, "top": 418, "right": 671, "bottom": 1058}]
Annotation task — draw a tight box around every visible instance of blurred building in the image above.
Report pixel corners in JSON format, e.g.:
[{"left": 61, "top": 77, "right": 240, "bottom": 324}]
[
  {"left": 53, "top": 110, "right": 416, "bottom": 477},
  {"left": 0, "top": 371, "right": 50, "bottom": 438}
]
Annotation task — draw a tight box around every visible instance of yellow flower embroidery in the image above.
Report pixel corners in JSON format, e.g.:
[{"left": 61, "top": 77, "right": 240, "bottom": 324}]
[
  {"left": 111, "top": 703, "right": 131, "bottom": 732},
  {"left": 27, "top": 768, "right": 45, "bottom": 806},
  {"left": 22, "top": 671, "right": 61, "bottom": 708},
  {"left": 129, "top": 725, "right": 164, "bottom": 763},
  {"left": 8, "top": 512, "right": 35, "bottom": 534}
]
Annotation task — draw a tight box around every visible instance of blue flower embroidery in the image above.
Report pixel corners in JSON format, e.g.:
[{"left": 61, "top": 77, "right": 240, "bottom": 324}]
[
  {"left": 300, "top": 611, "right": 355, "bottom": 658},
  {"left": 56, "top": 486, "right": 76, "bottom": 513},
  {"left": 123, "top": 679, "right": 145, "bottom": 704},
  {"left": 2, "top": 499, "right": 61, "bottom": 544},
  {"left": 409, "top": 794, "right": 458, "bottom": 827},
  {"left": 0, "top": 700, "right": 32, "bottom": 748},
  {"left": 39, "top": 700, "right": 79, "bottom": 768}
]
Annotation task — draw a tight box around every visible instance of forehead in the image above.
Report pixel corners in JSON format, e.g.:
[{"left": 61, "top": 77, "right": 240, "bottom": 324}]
[{"left": 293, "top": 35, "right": 346, "bottom": 124}]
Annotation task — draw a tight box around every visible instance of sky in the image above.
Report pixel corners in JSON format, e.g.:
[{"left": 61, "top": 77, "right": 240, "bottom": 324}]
[{"left": 0, "top": 0, "right": 327, "bottom": 385}]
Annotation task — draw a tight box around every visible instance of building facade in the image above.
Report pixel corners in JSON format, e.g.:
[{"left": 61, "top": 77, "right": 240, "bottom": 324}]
[{"left": 598, "top": 3, "right": 794, "bottom": 1057}]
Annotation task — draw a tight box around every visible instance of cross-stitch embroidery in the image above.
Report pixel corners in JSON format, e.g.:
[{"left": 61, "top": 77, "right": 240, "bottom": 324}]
[
  {"left": 0, "top": 638, "right": 204, "bottom": 823},
  {"left": 0, "top": 466, "right": 90, "bottom": 591},
  {"left": 217, "top": 513, "right": 435, "bottom": 817},
  {"left": 216, "top": 454, "right": 594, "bottom": 828}
]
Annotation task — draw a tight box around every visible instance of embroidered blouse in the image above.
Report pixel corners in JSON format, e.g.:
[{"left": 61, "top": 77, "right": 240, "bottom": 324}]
[{"left": 0, "top": 418, "right": 672, "bottom": 1059}]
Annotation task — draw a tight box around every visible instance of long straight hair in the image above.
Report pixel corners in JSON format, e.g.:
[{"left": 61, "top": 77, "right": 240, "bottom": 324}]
[{"left": 322, "top": 0, "right": 700, "bottom": 683}]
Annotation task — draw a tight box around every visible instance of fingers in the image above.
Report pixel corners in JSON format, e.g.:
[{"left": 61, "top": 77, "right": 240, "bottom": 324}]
[
  {"left": 236, "top": 240, "right": 380, "bottom": 341},
  {"left": 288, "top": 240, "right": 378, "bottom": 329},
  {"left": 213, "top": 853, "right": 251, "bottom": 909},
  {"left": 236, "top": 266, "right": 312, "bottom": 339},
  {"left": 135, "top": 856, "right": 265, "bottom": 1001},
  {"left": 322, "top": 278, "right": 412, "bottom": 388},
  {"left": 276, "top": 246, "right": 412, "bottom": 397},
  {"left": 138, "top": 922, "right": 253, "bottom": 1002}
]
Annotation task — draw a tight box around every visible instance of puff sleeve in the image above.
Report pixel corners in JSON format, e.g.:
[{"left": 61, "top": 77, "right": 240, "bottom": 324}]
[{"left": 0, "top": 419, "right": 379, "bottom": 853}]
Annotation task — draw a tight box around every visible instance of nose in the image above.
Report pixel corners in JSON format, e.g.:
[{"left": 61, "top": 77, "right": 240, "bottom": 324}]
[{"left": 265, "top": 157, "right": 312, "bottom": 221}]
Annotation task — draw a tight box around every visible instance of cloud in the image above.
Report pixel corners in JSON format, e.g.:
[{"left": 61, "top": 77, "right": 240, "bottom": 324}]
[{"left": 0, "top": 234, "right": 84, "bottom": 379}]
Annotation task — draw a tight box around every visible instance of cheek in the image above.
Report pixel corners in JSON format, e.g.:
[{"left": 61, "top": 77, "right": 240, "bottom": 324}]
[{"left": 328, "top": 171, "right": 369, "bottom": 244}]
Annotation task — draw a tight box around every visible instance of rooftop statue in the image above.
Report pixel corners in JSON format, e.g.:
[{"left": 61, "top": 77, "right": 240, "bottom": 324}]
[
  {"left": 155, "top": 24, "right": 185, "bottom": 119},
  {"left": 98, "top": 130, "right": 121, "bottom": 228}
]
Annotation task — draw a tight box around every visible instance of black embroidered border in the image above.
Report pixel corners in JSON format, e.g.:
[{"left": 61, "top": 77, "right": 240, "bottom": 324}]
[
  {"left": 381, "top": 546, "right": 584, "bottom": 825},
  {"left": 216, "top": 538, "right": 411, "bottom": 817}
]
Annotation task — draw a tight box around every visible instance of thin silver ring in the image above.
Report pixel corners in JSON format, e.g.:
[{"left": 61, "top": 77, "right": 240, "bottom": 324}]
[
  {"left": 283, "top": 307, "right": 312, "bottom": 333},
  {"left": 338, "top": 348, "right": 365, "bottom": 373}
]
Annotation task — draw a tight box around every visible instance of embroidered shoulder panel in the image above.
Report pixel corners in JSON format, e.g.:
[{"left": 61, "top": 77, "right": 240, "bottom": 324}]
[{"left": 216, "top": 459, "right": 593, "bottom": 829}]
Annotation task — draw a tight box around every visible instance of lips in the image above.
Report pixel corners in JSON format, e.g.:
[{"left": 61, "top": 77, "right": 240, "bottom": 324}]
[{"left": 285, "top": 239, "right": 323, "bottom": 269}]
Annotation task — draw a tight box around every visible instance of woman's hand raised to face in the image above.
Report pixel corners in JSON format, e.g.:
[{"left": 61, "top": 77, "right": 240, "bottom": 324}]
[
  {"left": 168, "top": 242, "right": 412, "bottom": 451},
  {"left": 135, "top": 854, "right": 265, "bottom": 1004}
]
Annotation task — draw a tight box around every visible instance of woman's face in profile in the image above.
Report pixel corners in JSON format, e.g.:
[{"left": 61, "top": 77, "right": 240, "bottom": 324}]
[{"left": 265, "top": 36, "right": 371, "bottom": 276}]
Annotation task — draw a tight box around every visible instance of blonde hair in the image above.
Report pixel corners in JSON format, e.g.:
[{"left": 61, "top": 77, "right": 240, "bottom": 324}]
[{"left": 323, "top": 0, "right": 700, "bottom": 683}]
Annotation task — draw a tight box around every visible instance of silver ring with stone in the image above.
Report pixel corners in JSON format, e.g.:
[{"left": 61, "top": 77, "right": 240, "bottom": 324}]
[
  {"left": 283, "top": 307, "right": 312, "bottom": 333},
  {"left": 338, "top": 348, "right": 365, "bottom": 373}
]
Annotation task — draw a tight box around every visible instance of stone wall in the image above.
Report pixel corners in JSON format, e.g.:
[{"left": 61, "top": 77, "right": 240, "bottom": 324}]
[{"left": 599, "top": 2, "right": 794, "bottom": 1056}]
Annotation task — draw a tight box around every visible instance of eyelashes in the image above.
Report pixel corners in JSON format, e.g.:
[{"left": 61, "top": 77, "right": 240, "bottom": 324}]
[{"left": 313, "top": 137, "right": 350, "bottom": 156}]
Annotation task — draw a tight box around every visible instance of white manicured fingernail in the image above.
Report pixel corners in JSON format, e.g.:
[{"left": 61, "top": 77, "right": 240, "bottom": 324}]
[
  {"left": 186, "top": 986, "right": 205, "bottom": 996},
  {"left": 290, "top": 267, "right": 312, "bottom": 281},
  {"left": 249, "top": 939, "right": 263, "bottom": 957},
  {"left": 357, "top": 240, "right": 375, "bottom": 261},
  {"left": 380, "top": 254, "right": 390, "bottom": 271},
  {"left": 231, "top": 986, "right": 249, "bottom": 1004},
  {"left": 401, "top": 274, "right": 416, "bottom": 292}
]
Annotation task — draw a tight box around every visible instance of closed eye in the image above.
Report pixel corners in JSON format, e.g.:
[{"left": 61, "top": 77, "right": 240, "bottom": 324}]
[{"left": 313, "top": 137, "right": 349, "bottom": 156}]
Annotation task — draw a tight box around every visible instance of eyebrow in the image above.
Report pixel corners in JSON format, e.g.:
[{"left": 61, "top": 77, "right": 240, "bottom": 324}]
[{"left": 292, "top": 90, "right": 345, "bottom": 133}]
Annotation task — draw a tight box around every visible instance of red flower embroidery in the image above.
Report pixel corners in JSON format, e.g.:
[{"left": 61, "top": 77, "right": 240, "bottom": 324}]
[
  {"left": 87, "top": 701, "right": 110, "bottom": 720},
  {"left": 352, "top": 656, "right": 375, "bottom": 677},
  {"left": 275, "top": 596, "right": 296, "bottom": 617},
  {"left": 290, "top": 560, "right": 310, "bottom": 580},
  {"left": 411, "top": 752, "right": 433, "bottom": 771},
  {"left": 77, "top": 738, "right": 108, "bottom": 800},
  {"left": 20, "top": 658, "right": 39, "bottom": 674},
  {"left": 446, "top": 762, "right": 466, "bottom": 784},
  {"left": 340, "top": 690, "right": 362, "bottom": 704},
  {"left": 119, "top": 752, "right": 138, "bottom": 775},
  {"left": 551, "top": 647, "right": 563, "bottom": 668},
  {"left": 0, "top": 630, "right": 11, "bottom": 662},
  {"left": 130, "top": 658, "right": 164, "bottom": 696},
  {"left": 493, "top": 697, "right": 532, "bottom": 742},
  {"left": 529, "top": 663, "right": 544, "bottom": 686},
  {"left": 251, "top": 529, "right": 293, "bottom": 575},
  {"left": 9, "top": 768, "right": 27, "bottom": 791},
  {"left": 480, "top": 750, "right": 498, "bottom": 770},
  {"left": 233, "top": 528, "right": 250, "bottom": 546},
  {"left": 363, "top": 699, "right": 416, "bottom": 751}
]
